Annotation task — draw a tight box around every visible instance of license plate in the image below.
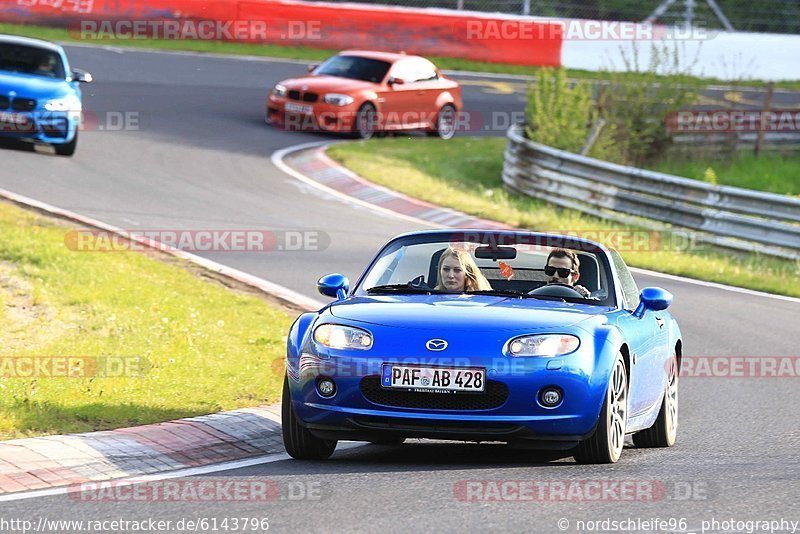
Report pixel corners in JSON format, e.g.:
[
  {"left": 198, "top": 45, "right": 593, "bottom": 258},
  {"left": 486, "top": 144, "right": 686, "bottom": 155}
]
[
  {"left": 0, "top": 111, "right": 29, "bottom": 126},
  {"left": 381, "top": 364, "right": 485, "bottom": 393},
  {"left": 284, "top": 102, "right": 313, "bottom": 114}
]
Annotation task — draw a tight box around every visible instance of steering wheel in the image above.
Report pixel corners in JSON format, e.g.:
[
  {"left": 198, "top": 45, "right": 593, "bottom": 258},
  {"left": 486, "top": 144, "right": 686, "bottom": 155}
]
[{"left": 528, "top": 282, "right": 584, "bottom": 298}]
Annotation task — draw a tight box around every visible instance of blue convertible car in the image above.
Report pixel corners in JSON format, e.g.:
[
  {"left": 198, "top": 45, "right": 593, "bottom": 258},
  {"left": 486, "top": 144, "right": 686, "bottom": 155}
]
[
  {"left": 0, "top": 34, "right": 92, "bottom": 156},
  {"left": 283, "top": 230, "right": 681, "bottom": 463}
]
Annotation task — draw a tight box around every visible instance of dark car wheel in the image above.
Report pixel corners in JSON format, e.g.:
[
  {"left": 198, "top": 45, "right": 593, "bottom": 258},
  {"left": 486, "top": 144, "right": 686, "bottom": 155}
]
[
  {"left": 54, "top": 132, "right": 77, "bottom": 157},
  {"left": 282, "top": 375, "right": 337, "bottom": 460},
  {"left": 354, "top": 103, "right": 377, "bottom": 140},
  {"left": 426, "top": 104, "right": 457, "bottom": 139},
  {"left": 633, "top": 351, "right": 678, "bottom": 448},
  {"left": 573, "top": 353, "right": 628, "bottom": 464}
]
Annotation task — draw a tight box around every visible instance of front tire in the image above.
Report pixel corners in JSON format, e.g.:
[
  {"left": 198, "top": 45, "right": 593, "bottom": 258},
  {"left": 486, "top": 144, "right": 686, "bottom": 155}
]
[
  {"left": 633, "top": 351, "right": 678, "bottom": 448},
  {"left": 281, "top": 376, "right": 337, "bottom": 460},
  {"left": 353, "top": 103, "right": 377, "bottom": 140},
  {"left": 54, "top": 131, "right": 77, "bottom": 157},
  {"left": 573, "top": 353, "right": 628, "bottom": 464}
]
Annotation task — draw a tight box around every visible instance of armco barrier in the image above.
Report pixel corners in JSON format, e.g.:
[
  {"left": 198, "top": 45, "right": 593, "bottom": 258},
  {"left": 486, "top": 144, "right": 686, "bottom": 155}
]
[
  {"left": 0, "top": 0, "right": 562, "bottom": 66},
  {"left": 502, "top": 124, "right": 800, "bottom": 260}
]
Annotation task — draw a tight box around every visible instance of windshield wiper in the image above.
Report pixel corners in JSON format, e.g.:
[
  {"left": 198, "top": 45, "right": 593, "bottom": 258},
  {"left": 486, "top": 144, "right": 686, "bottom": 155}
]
[{"left": 366, "top": 284, "right": 440, "bottom": 294}]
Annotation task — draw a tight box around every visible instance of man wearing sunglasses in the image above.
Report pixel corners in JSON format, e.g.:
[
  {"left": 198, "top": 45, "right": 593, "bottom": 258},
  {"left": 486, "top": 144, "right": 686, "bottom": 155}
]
[{"left": 544, "top": 249, "right": 592, "bottom": 298}]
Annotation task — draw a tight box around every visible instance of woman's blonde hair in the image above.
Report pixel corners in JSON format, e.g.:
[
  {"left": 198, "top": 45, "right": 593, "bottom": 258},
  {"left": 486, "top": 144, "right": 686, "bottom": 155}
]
[{"left": 434, "top": 248, "right": 492, "bottom": 292}]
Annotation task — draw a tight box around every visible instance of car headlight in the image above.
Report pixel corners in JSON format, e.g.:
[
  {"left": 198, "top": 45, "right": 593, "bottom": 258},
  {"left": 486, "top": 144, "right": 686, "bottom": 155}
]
[
  {"left": 43, "top": 95, "right": 81, "bottom": 112},
  {"left": 506, "top": 334, "right": 580, "bottom": 357},
  {"left": 314, "top": 324, "right": 372, "bottom": 350},
  {"left": 273, "top": 84, "right": 287, "bottom": 97},
  {"left": 323, "top": 93, "right": 354, "bottom": 106}
]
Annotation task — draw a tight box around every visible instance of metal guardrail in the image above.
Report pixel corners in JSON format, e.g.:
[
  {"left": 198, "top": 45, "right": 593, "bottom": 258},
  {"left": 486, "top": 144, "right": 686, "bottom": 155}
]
[{"left": 502, "top": 125, "right": 800, "bottom": 260}]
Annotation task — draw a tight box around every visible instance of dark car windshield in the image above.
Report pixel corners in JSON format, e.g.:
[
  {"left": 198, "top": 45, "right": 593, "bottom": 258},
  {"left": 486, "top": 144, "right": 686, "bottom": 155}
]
[
  {"left": 314, "top": 55, "right": 391, "bottom": 83},
  {"left": 354, "top": 232, "right": 617, "bottom": 307},
  {"left": 0, "top": 43, "right": 65, "bottom": 79}
]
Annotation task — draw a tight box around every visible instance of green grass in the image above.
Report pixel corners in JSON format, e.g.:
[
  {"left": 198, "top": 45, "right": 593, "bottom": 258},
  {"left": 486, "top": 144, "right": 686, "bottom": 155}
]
[
  {"left": 327, "top": 137, "right": 800, "bottom": 297},
  {"left": 2, "top": 22, "right": 799, "bottom": 89},
  {"left": 651, "top": 153, "right": 800, "bottom": 197},
  {"left": 0, "top": 200, "right": 294, "bottom": 440}
]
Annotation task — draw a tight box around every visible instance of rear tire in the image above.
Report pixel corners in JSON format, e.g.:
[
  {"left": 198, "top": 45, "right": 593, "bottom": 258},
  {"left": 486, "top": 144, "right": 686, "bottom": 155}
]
[
  {"left": 633, "top": 351, "right": 678, "bottom": 448},
  {"left": 426, "top": 104, "right": 457, "bottom": 139},
  {"left": 54, "top": 132, "right": 77, "bottom": 156},
  {"left": 281, "top": 376, "right": 337, "bottom": 460},
  {"left": 573, "top": 353, "right": 628, "bottom": 464}
]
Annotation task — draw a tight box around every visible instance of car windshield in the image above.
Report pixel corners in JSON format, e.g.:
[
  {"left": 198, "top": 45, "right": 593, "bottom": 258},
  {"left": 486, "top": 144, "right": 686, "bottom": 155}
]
[
  {"left": 356, "top": 233, "right": 616, "bottom": 306},
  {"left": 0, "top": 43, "right": 65, "bottom": 79},
  {"left": 314, "top": 55, "right": 391, "bottom": 83}
]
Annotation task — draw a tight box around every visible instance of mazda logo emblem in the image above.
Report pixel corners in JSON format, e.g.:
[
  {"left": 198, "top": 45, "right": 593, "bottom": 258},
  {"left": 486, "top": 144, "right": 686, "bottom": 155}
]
[{"left": 426, "top": 339, "right": 448, "bottom": 351}]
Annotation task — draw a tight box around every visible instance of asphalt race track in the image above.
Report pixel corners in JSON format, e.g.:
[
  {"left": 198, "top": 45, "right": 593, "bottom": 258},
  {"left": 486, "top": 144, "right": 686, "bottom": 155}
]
[{"left": 1, "top": 45, "right": 799, "bottom": 532}]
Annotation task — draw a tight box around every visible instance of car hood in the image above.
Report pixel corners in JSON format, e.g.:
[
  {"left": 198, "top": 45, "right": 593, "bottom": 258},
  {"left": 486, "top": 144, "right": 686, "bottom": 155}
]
[
  {"left": 0, "top": 71, "right": 72, "bottom": 100},
  {"left": 328, "top": 295, "right": 609, "bottom": 332},
  {"left": 279, "top": 75, "right": 378, "bottom": 94}
]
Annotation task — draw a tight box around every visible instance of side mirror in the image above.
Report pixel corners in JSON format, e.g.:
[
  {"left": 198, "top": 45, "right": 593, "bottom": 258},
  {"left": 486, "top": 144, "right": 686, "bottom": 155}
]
[
  {"left": 317, "top": 273, "right": 349, "bottom": 300},
  {"left": 633, "top": 287, "right": 673, "bottom": 318},
  {"left": 387, "top": 77, "right": 405, "bottom": 86},
  {"left": 72, "top": 69, "right": 93, "bottom": 83},
  {"left": 307, "top": 64, "right": 317, "bottom": 73}
]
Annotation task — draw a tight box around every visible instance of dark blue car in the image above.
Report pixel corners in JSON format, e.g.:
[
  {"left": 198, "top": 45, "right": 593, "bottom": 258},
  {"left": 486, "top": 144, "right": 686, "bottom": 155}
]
[
  {"left": 283, "top": 230, "right": 682, "bottom": 464},
  {"left": 0, "top": 34, "right": 92, "bottom": 156}
]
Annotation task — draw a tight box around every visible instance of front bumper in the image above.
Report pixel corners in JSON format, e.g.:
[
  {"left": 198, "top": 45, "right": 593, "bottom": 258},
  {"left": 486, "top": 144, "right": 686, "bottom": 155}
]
[
  {"left": 0, "top": 110, "right": 78, "bottom": 144},
  {"left": 266, "top": 94, "right": 360, "bottom": 133},
  {"left": 287, "top": 348, "right": 608, "bottom": 447}
]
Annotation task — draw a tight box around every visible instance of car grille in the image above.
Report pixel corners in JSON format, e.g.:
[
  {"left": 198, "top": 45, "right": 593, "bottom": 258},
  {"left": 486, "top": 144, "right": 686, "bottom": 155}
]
[
  {"left": 11, "top": 98, "right": 36, "bottom": 112},
  {"left": 360, "top": 376, "right": 509, "bottom": 411},
  {"left": 287, "top": 90, "right": 319, "bottom": 103}
]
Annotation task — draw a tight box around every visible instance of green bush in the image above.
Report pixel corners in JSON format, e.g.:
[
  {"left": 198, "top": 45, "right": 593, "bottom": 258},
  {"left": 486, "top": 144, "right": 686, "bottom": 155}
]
[{"left": 524, "top": 68, "right": 596, "bottom": 153}]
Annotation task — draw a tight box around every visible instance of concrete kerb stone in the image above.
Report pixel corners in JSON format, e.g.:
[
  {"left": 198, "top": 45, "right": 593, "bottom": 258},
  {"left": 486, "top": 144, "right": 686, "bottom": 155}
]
[{"left": 0, "top": 406, "right": 283, "bottom": 495}]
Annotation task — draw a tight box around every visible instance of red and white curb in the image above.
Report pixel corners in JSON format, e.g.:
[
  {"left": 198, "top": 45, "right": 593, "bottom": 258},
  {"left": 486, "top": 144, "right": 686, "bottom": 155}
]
[{"left": 0, "top": 406, "right": 282, "bottom": 496}]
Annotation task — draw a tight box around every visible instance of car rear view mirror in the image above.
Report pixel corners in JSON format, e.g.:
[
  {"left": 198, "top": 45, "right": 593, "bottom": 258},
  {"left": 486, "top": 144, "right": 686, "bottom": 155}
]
[
  {"left": 71, "top": 68, "right": 92, "bottom": 83},
  {"left": 388, "top": 77, "right": 405, "bottom": 86},
  {"left": 474, "top": 246, "right": 517, "bottom": 260},
  {"left": 317, "top": 273, "right": 349, "bottom": 300},
  {"left": 307, "top": 64, "right": 317, "bottom": 73},
  {"left": 633, "top": 287, "right": 673, "bottom": 318}
]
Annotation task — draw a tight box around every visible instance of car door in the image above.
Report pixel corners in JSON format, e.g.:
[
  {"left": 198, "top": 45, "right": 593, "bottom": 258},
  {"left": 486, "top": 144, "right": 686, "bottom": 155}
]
[
  {"left": 405, "top": 58, "right": 442, "bottom": 128},
  {"left": 382, "top": 59, "right": 426, "bottom": 129},
  {"left": 610, "top": 250, "right": 666, "bottom": 416}
]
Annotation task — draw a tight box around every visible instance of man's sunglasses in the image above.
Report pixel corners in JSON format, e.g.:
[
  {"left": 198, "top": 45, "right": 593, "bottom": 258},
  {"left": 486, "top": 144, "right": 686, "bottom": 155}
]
[{"left": 544, "top": 265, "right": 576, "bottom": 278}]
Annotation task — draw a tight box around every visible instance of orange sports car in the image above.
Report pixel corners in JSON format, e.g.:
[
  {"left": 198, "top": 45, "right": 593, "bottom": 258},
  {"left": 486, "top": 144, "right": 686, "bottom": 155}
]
[{"left": 266, "top": 50, "right": 462, "bottom": 140}]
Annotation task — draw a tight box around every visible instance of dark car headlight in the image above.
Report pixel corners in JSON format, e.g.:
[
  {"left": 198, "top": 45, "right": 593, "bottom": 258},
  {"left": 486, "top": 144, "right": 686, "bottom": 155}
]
[
  {"left": 505, "top": 334, "right": 580, "bottom": 357},
  {"left": 43, "top": 95, "right": 81, "bottom": 112},
  {"left": 323, "top": 93, "right": 354, "bottom": 106},
  {"left": 314, "top": 324, "right": 372, "bottom": 350},
  {"left": 273, "top": 84, "right": 287, "bottom": 97}
]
